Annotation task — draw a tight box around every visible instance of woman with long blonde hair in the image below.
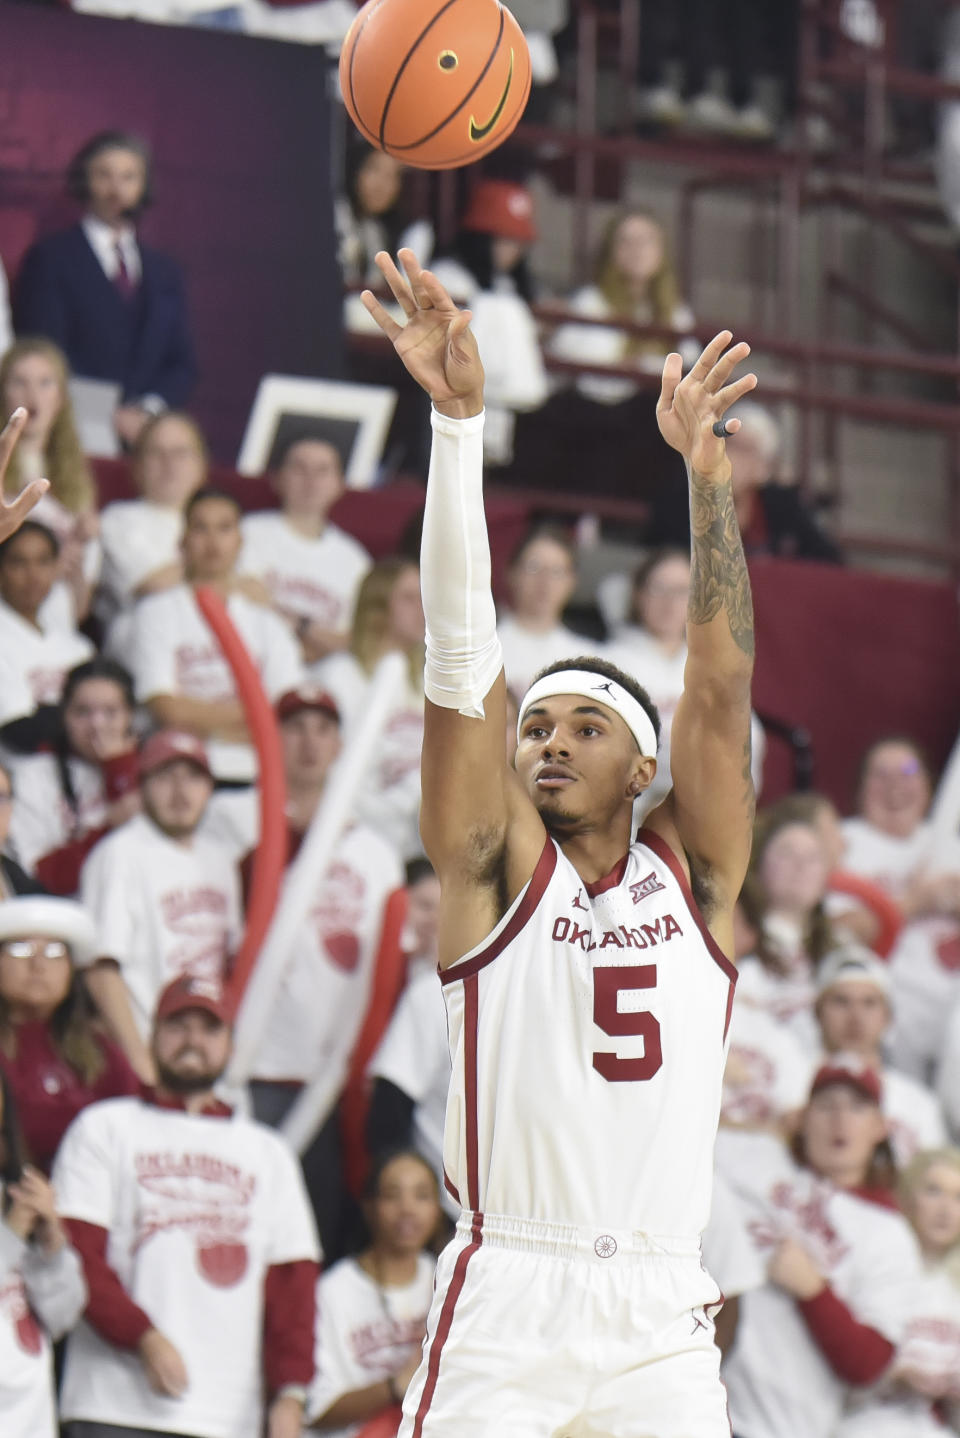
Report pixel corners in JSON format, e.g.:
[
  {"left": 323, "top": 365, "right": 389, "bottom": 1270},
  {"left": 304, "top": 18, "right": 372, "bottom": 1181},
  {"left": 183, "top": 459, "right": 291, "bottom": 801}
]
[
  {"left": 518, "top": 209, "right": 700, "bottom": 502},
  {"left": 551, "top": 208, "right": 699, "bottom": 403},
  {"left": 312, "top": 557, "right": 425, "bottom": 857},
  {"left": 0, "top": 338, "right": 98, "bottom": 621}
]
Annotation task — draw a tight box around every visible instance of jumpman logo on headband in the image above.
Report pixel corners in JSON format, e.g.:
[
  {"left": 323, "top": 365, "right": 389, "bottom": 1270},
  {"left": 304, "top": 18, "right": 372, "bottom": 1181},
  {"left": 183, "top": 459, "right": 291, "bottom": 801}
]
[{"left": 592, "top": 682, "right": 616, "bottom": 696}]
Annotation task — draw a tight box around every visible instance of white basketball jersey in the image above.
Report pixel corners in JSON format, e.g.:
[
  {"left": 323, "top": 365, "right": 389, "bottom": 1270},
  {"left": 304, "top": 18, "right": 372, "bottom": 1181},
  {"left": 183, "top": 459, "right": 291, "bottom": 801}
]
[{"left": 441, "top": 828, "right": 737, "bottom": 1238}]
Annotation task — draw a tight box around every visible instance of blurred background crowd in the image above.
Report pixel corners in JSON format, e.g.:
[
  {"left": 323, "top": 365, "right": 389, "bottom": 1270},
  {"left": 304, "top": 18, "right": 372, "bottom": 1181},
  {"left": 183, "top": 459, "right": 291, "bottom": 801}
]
[{"left": 3, "top": 0, "right": 960, "bottom": 1435}]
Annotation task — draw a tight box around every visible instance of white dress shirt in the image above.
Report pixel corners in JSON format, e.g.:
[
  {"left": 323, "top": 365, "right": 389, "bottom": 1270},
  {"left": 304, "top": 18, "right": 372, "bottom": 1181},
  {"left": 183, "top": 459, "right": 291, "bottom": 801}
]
[{"left": 81, "top": 216, "right": 142, "bottom": 285}]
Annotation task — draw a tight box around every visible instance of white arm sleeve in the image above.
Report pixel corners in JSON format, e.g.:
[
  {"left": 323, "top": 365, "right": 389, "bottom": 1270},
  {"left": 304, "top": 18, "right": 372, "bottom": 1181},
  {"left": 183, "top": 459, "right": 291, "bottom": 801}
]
[{"left": 421, "top": 408, "right": 503, "bottom": 719}]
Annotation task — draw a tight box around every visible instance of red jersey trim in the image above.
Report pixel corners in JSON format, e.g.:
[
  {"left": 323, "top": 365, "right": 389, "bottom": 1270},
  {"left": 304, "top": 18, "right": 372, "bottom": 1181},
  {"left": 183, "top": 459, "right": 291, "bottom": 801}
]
[
  {"left": 139, "top": 1085, "right": 233, "bottom": 1119},
  {"left": 850, "top": 1184, "right": 901, "bottom": 1213},
  {"left": 636, "top": 827, "right": 738, "bottom": 1035},
  {"left": 412, "top": 1216, "right": 483, "bottom": 1438},
  {"left": 439, "top": 837, "right": 558, "bottom": 987},
  {"left": 464, "top": 974, "right": 480, "bottom": 1213},
  {"left": 584, "top": 852, "right": 630, "bottom": 898}
]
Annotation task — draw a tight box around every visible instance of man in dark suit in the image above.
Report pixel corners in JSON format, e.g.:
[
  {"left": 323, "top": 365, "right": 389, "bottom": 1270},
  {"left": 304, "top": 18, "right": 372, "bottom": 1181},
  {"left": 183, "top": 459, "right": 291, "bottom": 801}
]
[{"left": 14, "top": 130, "right": 197, "bottom": 447}]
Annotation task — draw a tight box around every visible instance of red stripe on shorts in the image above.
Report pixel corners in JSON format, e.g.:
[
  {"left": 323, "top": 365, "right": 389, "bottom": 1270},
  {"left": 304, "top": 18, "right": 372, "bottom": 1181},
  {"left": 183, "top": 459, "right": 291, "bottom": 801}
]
[
  {"left": 464, "top": 973, "right": 480, "bottom": 1212},
  {"left": 411, "top": 1217, "right": 483, "bottom": 1438}
]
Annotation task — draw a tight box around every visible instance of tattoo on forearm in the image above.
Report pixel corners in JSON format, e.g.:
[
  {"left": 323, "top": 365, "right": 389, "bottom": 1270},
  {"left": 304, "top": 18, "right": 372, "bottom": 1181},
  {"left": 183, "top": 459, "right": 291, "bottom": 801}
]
[{"left": 688, "top": 472, "right": 755, "bottom": 659}]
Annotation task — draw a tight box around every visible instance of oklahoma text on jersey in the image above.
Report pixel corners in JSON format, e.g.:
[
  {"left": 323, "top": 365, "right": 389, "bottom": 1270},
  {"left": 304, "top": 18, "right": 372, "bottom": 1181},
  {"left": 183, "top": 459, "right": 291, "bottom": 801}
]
[{"left": 440, "top": 827, "right": 738, "bottom": 1238}]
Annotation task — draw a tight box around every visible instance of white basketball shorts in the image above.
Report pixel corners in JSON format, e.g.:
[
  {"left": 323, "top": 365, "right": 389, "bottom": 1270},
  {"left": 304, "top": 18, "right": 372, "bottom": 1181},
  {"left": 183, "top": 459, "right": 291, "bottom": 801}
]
[{"left": 399, "top": 1212, "right": 731, "bottom": 1438}]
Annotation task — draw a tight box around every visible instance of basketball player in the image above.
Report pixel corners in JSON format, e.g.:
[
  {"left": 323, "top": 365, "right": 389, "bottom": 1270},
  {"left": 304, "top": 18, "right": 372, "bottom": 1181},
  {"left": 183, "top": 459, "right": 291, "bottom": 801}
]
[{"left": 362, "top": 250, "right": 758, "bottom": 1438}]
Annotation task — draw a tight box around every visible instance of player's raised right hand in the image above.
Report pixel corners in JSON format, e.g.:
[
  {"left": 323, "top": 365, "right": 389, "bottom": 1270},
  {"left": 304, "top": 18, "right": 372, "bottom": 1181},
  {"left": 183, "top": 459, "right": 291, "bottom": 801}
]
[{"left": 362, "top": 249, "right": 484, "bottom": 418}]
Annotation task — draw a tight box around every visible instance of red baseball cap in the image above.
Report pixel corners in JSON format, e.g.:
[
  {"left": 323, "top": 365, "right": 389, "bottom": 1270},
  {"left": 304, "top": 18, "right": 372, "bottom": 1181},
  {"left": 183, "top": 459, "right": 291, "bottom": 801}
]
[
  {"left": 154, "top": 973, "right": 231, "bottom": 1027},
  {"left": 461, "top": 180, "right": 537, "bottom": 243},
  {"left": 275, "top": 684, "right": 340, "bottom": 724},
  {"left": 139, "top": 730, "right": 212, "bottom": 781},
  {"left": 810, "top": 1057, "right": 883, "bottom": 1106}
]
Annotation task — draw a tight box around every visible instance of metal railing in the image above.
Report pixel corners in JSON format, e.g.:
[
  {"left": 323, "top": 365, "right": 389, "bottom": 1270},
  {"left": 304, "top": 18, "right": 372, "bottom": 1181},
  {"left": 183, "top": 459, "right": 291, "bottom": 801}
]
[{"left": 477, "top": 0, "right": 960, "bottom": 575}]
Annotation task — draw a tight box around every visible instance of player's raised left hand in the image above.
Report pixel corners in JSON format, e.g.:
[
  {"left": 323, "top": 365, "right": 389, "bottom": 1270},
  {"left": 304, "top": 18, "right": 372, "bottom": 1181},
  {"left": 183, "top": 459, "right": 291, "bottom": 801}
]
[
  {"left": 656, "top": 331, "right": 758, "bottom": 481},
  {"left": 0, "top": 409, "right": 49, "bottom": 543},
  {"left": 362, "top": 249, "right": 484, "bottom": 418}
]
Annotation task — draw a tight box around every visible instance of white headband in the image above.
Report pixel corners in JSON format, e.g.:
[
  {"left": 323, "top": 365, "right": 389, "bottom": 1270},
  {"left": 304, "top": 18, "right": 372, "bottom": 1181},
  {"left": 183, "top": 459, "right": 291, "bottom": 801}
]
[{"left": 517, "top": 669, "right": 658, "bottom": 758}]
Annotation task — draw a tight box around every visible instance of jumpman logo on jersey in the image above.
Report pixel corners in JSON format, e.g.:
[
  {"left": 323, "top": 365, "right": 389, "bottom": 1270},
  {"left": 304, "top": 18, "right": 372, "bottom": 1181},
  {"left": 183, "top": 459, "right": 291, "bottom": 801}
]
[
  {"left": 572, "top": 890, "right": 588, "bottom": 911},
  {"left": 690, "top": 1308, "right": 709, "bottom": 1335}
]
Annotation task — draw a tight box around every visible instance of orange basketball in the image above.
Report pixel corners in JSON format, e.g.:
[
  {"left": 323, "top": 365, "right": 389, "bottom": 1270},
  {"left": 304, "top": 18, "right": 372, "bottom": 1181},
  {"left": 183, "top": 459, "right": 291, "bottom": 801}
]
[{"left": 340, "top": 0, "right": 531, "bottom": 170}]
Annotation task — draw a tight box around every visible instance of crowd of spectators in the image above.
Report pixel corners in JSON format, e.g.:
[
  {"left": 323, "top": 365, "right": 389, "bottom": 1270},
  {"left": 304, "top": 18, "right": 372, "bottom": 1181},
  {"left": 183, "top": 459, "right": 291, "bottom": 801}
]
[{"left": 0, "top": 29, "right": 958, "bottom": 1438}]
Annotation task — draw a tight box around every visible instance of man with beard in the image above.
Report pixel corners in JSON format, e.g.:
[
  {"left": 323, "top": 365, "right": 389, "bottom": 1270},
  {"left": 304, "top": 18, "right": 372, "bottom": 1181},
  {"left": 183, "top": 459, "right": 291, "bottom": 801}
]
[
  {"left": 79, "top": 730, "right": 242, "bottom": 1084},
  {"left": 15, "top": 130, "right": 196, "bottom": 447},
  {"left": 53, "top": 972, "right": 320, "bottom": 1438}
]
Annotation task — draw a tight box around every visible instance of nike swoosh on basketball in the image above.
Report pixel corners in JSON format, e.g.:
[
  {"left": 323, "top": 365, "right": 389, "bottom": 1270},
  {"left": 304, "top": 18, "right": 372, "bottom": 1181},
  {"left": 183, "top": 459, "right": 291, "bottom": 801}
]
[{"left": 469, "top": 49, "right": 514, "bottom": 141}]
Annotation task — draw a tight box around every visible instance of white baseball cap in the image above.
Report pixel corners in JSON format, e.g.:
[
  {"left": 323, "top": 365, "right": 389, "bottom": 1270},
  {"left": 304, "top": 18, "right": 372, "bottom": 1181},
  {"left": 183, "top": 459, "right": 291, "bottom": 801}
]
[{"left": 816, "top": 943, "right": 891, "bottom": 999}]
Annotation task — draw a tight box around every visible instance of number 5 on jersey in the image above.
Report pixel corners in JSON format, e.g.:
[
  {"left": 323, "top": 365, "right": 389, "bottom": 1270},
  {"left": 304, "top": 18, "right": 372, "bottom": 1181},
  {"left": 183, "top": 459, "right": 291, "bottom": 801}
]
[{"left": 592, "top": 964, "right": 663, "bottom": 1082}]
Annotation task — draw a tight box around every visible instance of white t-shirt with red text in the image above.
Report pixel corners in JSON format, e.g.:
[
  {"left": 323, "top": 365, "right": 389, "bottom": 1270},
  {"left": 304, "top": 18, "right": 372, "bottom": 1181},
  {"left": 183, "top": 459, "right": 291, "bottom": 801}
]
[
  {"left": 54, "top": 1097, "right": 319, "bottom": 1438},
  {"left": 721, "top": 996, "right": 816, "bottom": 1128},
  {"left": 240, "top": 512, "right": 370, "bottom": 631},
  {"left": 0, "top": 599, "right": 93, "bottom": 710},
  {"left": 836, "top": 1266, "right": 960, "bottom": 1438},
  {"left": 723, "top": 1138, "right": 922, "bottom": 1438},
  {"left": 132, "top": 585, "right": 304, "bottom": 782},
  {"left": 79, "top": 813, "right": 242, "bottom": 1037},
  {"left": 0, "top": 1215, "right": 87, "bottom": 1438},
  {"left": 252, "top": 822, "right": 403, "bottom": 1083},
  {"left": 307, "top": 1253, "right": 435, "bottom": 1436},
  {"left": 0, "top": 1262, "right": 56, "bottom": 1438},
  {"left": 7, "top": 752, "right": 109, "bottom": 878}
]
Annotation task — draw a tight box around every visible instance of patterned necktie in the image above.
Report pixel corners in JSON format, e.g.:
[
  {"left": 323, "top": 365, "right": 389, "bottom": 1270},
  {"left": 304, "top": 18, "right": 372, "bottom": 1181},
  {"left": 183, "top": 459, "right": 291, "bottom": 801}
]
[{"left": 114, "top": 240, "right": 136, "bottom": 300}]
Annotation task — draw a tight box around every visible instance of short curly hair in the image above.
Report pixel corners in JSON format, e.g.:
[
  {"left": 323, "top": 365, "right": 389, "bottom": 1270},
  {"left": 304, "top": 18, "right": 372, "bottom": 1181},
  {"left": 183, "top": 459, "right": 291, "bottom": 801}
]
[{"left": 530, "top": 655, "right": 661, "bottom": 750}]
